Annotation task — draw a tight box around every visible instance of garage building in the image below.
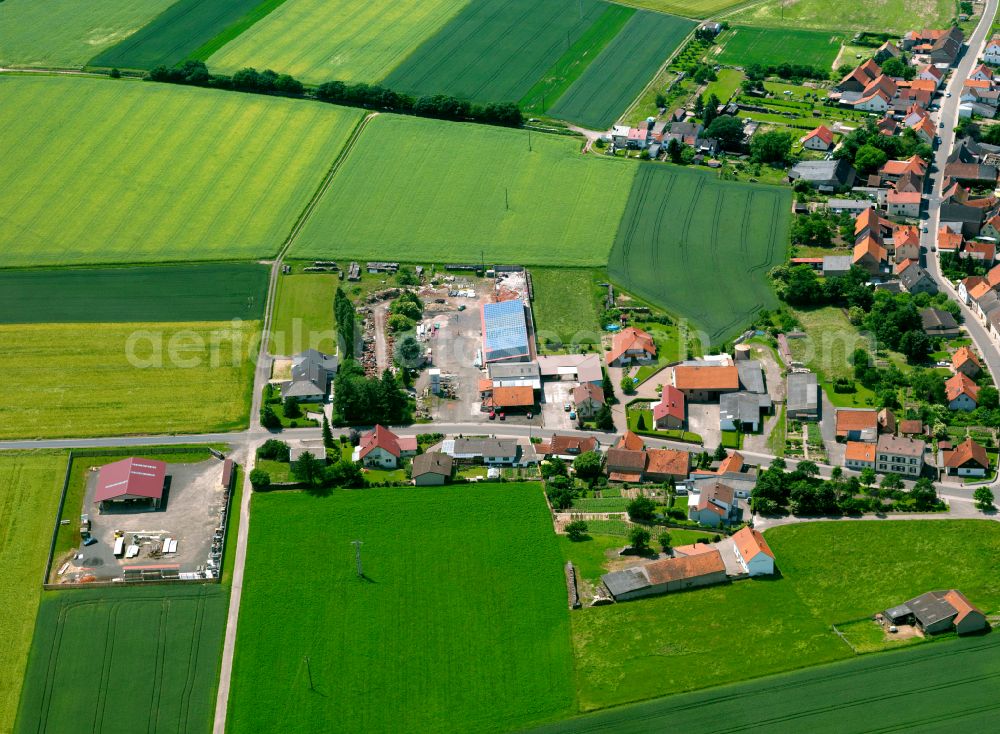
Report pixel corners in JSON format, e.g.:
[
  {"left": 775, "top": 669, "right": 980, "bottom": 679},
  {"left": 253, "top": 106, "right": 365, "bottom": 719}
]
[{"left": 94, "top": 457, "right": 167, "bottom": 510}]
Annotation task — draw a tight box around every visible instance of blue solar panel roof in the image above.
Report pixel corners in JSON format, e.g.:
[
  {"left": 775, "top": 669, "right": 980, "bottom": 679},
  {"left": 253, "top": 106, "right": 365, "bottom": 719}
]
[{"left": 482, "top": 299, "right": 529, "bottom": 362}]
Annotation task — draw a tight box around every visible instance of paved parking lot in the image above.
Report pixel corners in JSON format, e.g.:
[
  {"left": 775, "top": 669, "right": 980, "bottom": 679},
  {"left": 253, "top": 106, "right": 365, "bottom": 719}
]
[
  {"left": 687, "top": 403, "right": 720, "bottom": 449},
  {"left": 542, "top": 381, "right": 576, "bottom": 430}
]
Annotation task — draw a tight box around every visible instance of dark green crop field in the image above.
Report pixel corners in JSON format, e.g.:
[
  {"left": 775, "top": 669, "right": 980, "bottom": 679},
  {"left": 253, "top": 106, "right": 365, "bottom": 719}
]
[
  {"left": 529, "top": 634, "right": 1000, "bottom": 733},
  {"left": 0, "top": 263, "right": 268, "bottom": 323},
  {"left": 16, "top": 584, "right": 228, "bottom": 733},
  {"left": 609, "top": 164, "right": 789, "bottom": 345},
  {"left": 549, "top": 11, "right": 694, "bottom": 129},
  {"left": 384, "top": 0, "right": 610, "bottom": 103},
  {"left": 227, "top": 485, "right": 575, "bottom": 733},
  {"left": 89, "top": 0, "right": 285, "bottom": 70}
]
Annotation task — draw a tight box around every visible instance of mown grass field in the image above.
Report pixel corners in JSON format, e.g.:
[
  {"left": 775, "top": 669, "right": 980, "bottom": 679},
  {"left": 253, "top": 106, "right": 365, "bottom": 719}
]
[
  {"left": 0, "top": 451, "right": 68, "bottom": 734},
  {"left": 227, "top": 485, "right": 575, "bottom": 733},
  {"left": 624, "top": 0, "right": 748, "bottom": 16},
  {"left": 549, "top": 10, "right": 695, "bottom": 129},
  {"left": 530, "top": 268, "right": 605, "bottom": 351},
  {"left": 16, "top": 584, "right": 228, "bottom": 733},
  {"left": 292, "top": 115, "right": 636, "bottom": 266},
  {"left": 716, "top": 26, "right": 845, "bottom": 69},
  {"left": 269, "top": 273, "right": 339, "bottom": 355},
  {"left": 0, "top": 264, "right": 268, "bottom": 324},
  {"left": 384, "top": 0, "right": 610, "bottom": 103},
  {"left": 608, "top": 165, "right": 789, "bottom": 345},
  {"left": 563, "top": 520, "right": 1000, "bottom": 712},
  {"left": 530, "top": 634, "right": 1000, "bottom": 733},
  {"left": 725, "top": 0, "right": 953, "bottom": 34},
  {"left": 89, "top": 0, "right": 282, "bottom": 70},
  {"left": 0, "top": 76, "right": 362, "bottom": 267},
  {"left": 0, "top": 321, "right": 260, "bottom": 439},
  {"left": 0, "top": 0, "right": 174, "bottom": 68},
  {"left": 209, "top": 0, "right": 466, "bottom": 84}
]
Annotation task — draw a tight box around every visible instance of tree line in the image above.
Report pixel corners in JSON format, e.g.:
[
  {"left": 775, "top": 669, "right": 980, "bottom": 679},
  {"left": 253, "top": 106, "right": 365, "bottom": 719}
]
[{"left": 145, "top": 60, "right": 523, "bottom": 128}]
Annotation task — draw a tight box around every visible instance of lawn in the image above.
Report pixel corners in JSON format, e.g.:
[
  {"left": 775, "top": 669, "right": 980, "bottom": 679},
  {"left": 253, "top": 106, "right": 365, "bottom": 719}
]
[
  {"left": 725, "top": 0, "right": 953, "bottom": 34},
  {"left": 0, "top": 76, "right": 363, "bottom": 267},
  {"left": 564, "top": 520, "right": 1000, "bottom": 712},
  {"left": 89, "top": 0, "right": 283, "bottom": 70},
  {"left": 291, "top": 114, "right": 636, "bottom": 266},
  {"left": 0, "top": 321, "right": 260, "bottom": 439},
  {"left": 608, "top": 165, "right": 790, "bottom": 346},
  {"left": 0, "top": 264, "right": 268, "bottom": 324},
  {"left": 0, "top": 451, "right": 68, "bottom": 734},
  {"left": 716, "top": 26, "right": 845, "bottom": 69},
  {"left": 208, "top": 0, "right": 466, "bottom": 84},
  {"left": 548, "top": 10, "right": 695, "bottom": 129},
  {"left": 530, "top": 268, "right": 604, "bottom": 351},
  {"left": 270, "top": 273, "right": 340, "bottom": 355},
  {"left": 529, "top": 634, "right": 1000, "bottom": 733},
  {"left": 384, "top": 0, "right": 612, "bottom": 104},
  {"left": 701, "top": 67, "right": 744, "bottom": 103},
  {"left": 16, "top": 584, "right": 228, "bottom": 733},
  {"left": 0, "top": 0, "right": 175, "bottom": 68},
  {"left": 227, "top": 485, "right": 576, "bottom": 733}
]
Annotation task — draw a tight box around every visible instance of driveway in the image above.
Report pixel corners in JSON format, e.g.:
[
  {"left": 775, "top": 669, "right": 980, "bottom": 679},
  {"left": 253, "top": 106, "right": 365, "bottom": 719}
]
[
  {"left": 542, "top": 381, "right": 576, "bottom": 430},
  {"left": 687, "top": 403, "right": 720, "bottom": 449}
]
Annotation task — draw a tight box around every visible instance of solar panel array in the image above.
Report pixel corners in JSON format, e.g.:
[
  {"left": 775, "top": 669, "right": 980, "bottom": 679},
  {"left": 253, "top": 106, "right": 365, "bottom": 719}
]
[{"left": 482, "top": 299, "right": 529, "bottom": 362}]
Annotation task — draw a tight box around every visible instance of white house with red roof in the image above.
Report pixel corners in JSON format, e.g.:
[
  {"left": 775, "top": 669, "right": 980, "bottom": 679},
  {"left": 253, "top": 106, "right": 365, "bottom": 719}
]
[
  {"left": 607, "top": 326, "right": 656, "bottom": 367},
  {"left": 353, "top": 424, "right": 417, "bottom": 469},
  {"left": 985, "top": 35, "right": 1000, "bottom": 65},
  {"left": 731, "top": 526, "right": 775, "bottom": 576},
  {"left": 652, "top": 385, "right": 686, "bottom": 429},
  {"left": 801, "top": 125, "right": 835, "bottom": 151},
  {"left": 971, "top": 64, "right": 995, "bottom": 82}
]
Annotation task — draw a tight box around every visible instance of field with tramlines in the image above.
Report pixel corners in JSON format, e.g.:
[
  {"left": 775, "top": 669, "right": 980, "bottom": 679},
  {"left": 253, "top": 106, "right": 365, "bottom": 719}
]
[
  {"left": 16, "top": 585, "right": 228, "bottom": 733},
  {"left": 0, "top": 0, "right": 174, "bottom": 68},
  {"left": 726, "top": 0, "right": 953, "bottom": 34},
  {"left": 89, "top": 0, "right": 278, "bottom": 70},
  {"left": 208, "top": 0, "right": 465, "bottom": 84},
  {"left": 227, "top": 485, "right": 575, "bottom": 733},
  {"left": 0, "top": 76, "right": 362, "bottom": 266},
  {"left": 0, "top": 264, "right": 268, "bottom": 324},
  {"left": 0, "top": 452, "right": 68, "bottom": 734},
  {"left": 292, "top": 114, "right": 635, "bottom": 266},
  {"left": 608, "top": 164, "right": 789, "bottom": 344},
  {"left": 548, "top": 10, "right": 694, "bottom": 129}
]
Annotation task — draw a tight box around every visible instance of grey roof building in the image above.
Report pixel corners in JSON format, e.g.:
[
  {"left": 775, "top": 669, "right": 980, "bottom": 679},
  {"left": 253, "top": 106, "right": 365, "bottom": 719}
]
[
  {"left": 884, "top": 589, "right": 987, "bottom": 635},
  {"left": 736, "top": 360, "right": 766, "bottom": 394},
  {"left": 281, "top": 349, "right": 338, "bottom": 400},
  {"left": 823, "top": 255, "right": 853, "bottom": 278},
  {"left": 786, "top": 371, "right": 818, "bottom": 420},
  {"left": 921, "top": 308, "right": 960, "bottom": 337},
  {"left": 788, "top": 159, "right": 856, "bottom": 192},
  {"left": 719, "top": 392, "right": 771, "bottom": 431}
]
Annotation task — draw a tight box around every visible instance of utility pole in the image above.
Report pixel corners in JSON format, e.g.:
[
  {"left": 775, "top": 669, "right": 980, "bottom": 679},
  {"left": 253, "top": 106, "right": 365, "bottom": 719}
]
[
  {"left": 351, "top": 539, "right": 363, "bottom": 578},
  {"left": 505, "top": 187, "right": 509, "bottom": 211},
  {"left": 304, "top": 655, "right": 314, "bottom": 690},
  {"left": 528, "top": 126, "right": 532, "bottom": 152}
]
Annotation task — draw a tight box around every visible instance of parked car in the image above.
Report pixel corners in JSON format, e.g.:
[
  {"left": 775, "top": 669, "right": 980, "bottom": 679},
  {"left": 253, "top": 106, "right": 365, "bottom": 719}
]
[
  {"left": 563, "top": 403, "right": 572, "bottom": 411},
  {"left": 499, "top": 412, "right": 506, "bottom": 420},
  {"left": 489, "top": 410, "right": 496, "bottom": 420}
]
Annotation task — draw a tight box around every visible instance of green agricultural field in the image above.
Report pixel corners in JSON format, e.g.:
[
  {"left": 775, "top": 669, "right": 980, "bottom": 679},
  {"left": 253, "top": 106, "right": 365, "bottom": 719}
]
[
  {"left": 725, "top": 0, "right": 953, "bottom": 34},
  {"left": 89, "top": 0, "right": 283, "bottom": 70},
  {"left": 0, "top": 0, "right": 174, "bottom": 68},
  {"left": 565, "top": 520, "right": 1000, "bottom": 712},
  {"left": 701, "top": 67, "right": 745, "bottom": 103},
  {"left": 227, "top": 485, "right": 575, "bottom": 733},
  {"left": 549, "top": 11, "right": 695, "bottom": 129},
  {"left": 16, "top": 584, "right": 228, "bottom": 733},
  {"left": 716, "top": 26, "right": 845, "bottom": 69},
  {"left": 291, "top": 115, "right": 636, "bottom": 266},
  {"left": 0, "top": 76, "right": 362, "bottom": 267},
  {"left": 270, "top": 273, "right": 340, "bottom": 355},
  {"left": 622, "top": 0, "right": 748, "bottom": 16},
  {"left": 0, "top": 320, "right": 260, "bottom": 439},
  {"left": 384, "top": 0, "right": 610, "bottom": 104},
  {"left": 520, "top": 3, "right": 635, "bottom": 117},
  {"left": 530, "top": 634, "right": 1000, "bottom": 733},
  {"left": 0, "top": 451, "right": 68, "bottom": 734},
  {"left": 608, "top": 165, "right": 790, "bottom": 346},
  {"left": 531, "top": 268, "right": 605, "bottom": 351},
  {"left": 0, "top": 264, "right": 268, "bottom": 324},
  {"left": 209, "top": 0, "right": 466, "bottom": 84}
]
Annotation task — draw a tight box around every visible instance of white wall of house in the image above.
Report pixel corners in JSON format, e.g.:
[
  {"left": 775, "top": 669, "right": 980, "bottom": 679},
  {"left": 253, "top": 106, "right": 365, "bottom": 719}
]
[{"left": 363, "top": 447, "right": 398, "bottom": 468}]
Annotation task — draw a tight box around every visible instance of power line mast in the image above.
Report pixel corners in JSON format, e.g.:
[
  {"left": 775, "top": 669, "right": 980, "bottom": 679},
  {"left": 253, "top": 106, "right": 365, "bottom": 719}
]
[{"left": 351, "top": 539, "right": 363, "bottom": 578}]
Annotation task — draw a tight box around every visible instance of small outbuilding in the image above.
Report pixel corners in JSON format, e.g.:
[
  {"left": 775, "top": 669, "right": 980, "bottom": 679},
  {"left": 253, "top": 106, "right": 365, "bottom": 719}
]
[
  {"left": 411, "top": 452, "right": 453, "bottom": 485},
  {"left": 884, "top": 590, "right": 988, "bottom": 635},
  {"left": 602, "top": 550, "right": 727, "bottom": 601}
]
